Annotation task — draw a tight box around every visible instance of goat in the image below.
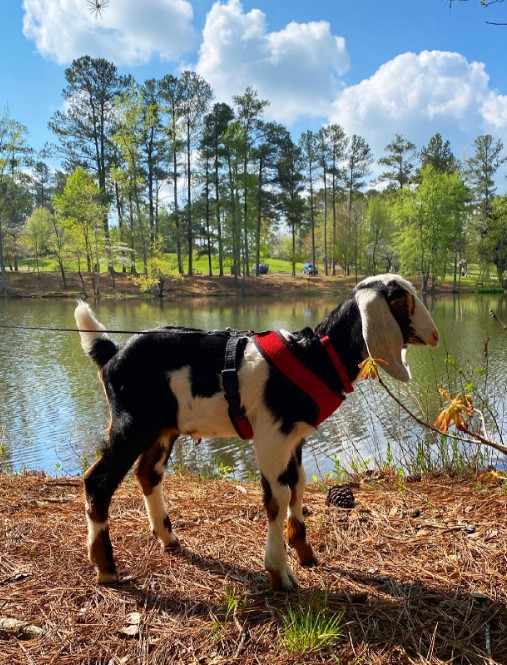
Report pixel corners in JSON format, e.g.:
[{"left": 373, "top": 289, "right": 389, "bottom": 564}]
[{"left": 75, "top": 273, "right": 439, "bottom": 590}]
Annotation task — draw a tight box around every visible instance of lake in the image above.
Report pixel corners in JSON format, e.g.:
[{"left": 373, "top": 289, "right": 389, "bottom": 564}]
[{"left": 0, "top": 289, "right": 506, "bottom": 478}]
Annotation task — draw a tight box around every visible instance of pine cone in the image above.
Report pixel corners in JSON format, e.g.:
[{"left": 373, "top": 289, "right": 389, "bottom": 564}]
[
  {"left": 406, "top": 473, "right": 422, "bottom": 483},
  {"left": 326, "top": 484, "right": 355, "bottom": 508}
]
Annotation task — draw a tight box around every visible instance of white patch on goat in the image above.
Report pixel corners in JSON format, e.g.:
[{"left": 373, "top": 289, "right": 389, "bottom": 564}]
[
  {"left": 143, "top": 483, "right": 179, "bottom": 547},
  {"left": 168, "top": 342, "right": 276, "bottom": 440},
  {"left": 355, "top": 286, "right": 411, "bottom": 382},
  {"left": 86, "top": 515, "right": 108, "bottom": 549},
  {"left": 75, "top": 301, "right": 110, "bottom": 354},
  {"left": 169, "top": 366, "right": 238, "bottom": 439}
]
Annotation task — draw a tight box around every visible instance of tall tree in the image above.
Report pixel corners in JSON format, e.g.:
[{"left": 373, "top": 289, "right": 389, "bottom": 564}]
[
  {"left": 465, "top": 134, "right": 506, "bottom": 220},
  {"left": 48, "top": 56, "right": 129, "bottom": 268},
  {"left": 277, "top": 132, "right": 305, "bottom": 276},
  {"left": 233, "top": 87, "right": 269, "bottom": 276},
  {"left": 0, "top": 108, "right": 33, "bottom": 293},
  {"left": 158, "top": 74, "right": 184, "bottom": 274},
  {"left": 299, "top": 130, "right": 320, "bottom": 272},
  {"left": 112, "top": 84, "right": 149, "bottom": 274},
  {"left": 487, "top": 195, "right": 507, "bottom": 287},
  {"left": 343, "top": 135, "right": 373, "bottom": 276},
  {"left": 200, "top": 103, "right": 235, "bottom": 275},
  {"left": 22, "top": 207, "right": 53, "bottom": 274},
  {"left": 251, "top": 121, "right": 287, "bottom": 276},
  {"left": 395, "top": 165, "right": 468, "bottom": 292},
  {"left": 318, "top": 125, "right": 347, "bottom": 275},
  {"left": 222, "top": 121, "right": 246, "bottom": 278},
  {"left": 378, "top": 133, "right": 416, "bottom": 190},
  {"left": 364, "top": 193, "right": 395, "bottom": 275},
  {"left": 141, "top": 79, "right": 166, "bottom": 241},
  {"left": 419, "top": 133, "right": 458, "bottom": 174},
  {"left": 54, "top": 167, "right": 106, "bottom": 290},
  {"left": 465, "top": 134, "right": 506, "bottom": 270},
  {"left": 178, "top": 71, "right": 213, "bottom": 275}
]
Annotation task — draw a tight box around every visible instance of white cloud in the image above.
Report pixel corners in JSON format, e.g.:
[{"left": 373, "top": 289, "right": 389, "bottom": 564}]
[
  {"left": 22, "top": 0, "right": 197, "bottom": 66},
  {"left": 328, "top": 50, "right": 504, "bottom": 160},
  {"left": 195, "top": 0, "right": 349, "bottom": 123}
]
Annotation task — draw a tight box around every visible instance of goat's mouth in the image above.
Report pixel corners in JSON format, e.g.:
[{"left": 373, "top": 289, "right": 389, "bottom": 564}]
[
  {"left": 407, "top": 334, "right": 427, "bottom": 346},
  {"left": 406, "top": 331, "right": 439, "bottom": 347}
]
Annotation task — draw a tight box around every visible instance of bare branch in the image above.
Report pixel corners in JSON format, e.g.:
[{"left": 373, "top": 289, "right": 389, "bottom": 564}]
[{"left": 378, "top": 377, "right": 507, "bottom": 456}]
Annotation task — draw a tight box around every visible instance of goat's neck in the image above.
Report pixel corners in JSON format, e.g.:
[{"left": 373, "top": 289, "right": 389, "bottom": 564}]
[{"left": 315, "top": 300, "right": 366, "bottom": 384}]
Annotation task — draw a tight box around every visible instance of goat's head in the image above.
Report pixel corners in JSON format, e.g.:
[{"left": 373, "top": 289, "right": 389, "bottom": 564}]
[{"left": 354, "top": 274, "right": 439, "bottom": 382}]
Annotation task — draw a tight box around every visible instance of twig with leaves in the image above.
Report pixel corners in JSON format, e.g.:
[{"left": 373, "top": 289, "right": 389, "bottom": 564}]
[{"left": 361, "top": 357, "right": 507, "bottom": 456}]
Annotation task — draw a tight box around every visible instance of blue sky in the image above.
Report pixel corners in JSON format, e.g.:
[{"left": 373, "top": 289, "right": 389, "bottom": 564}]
[{"left": 2, "top": 0, "right": 507, "bottom": 181}]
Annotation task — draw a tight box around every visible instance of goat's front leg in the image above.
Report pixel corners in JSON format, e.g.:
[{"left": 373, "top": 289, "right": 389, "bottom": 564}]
[
  {"left": 256, "top": 438, "right": 299, "bottom": 590},
  {"left": 135, "top": 432, "right": 180, "bottom": 550},
  {"left": 284, "top": 441, "right": 318, "bottom": 567},
  {"left": 260, "top": 473, "right": 297, "bottom": 590}
]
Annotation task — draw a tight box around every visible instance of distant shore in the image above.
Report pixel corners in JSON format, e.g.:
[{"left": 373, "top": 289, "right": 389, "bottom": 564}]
[{"left": 0, "top": 269, "right": 491, "bottom": 300}]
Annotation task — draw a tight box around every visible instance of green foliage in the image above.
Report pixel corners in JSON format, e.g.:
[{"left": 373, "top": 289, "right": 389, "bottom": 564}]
[
  {"left": 53, "top": 168, "right": 106, "bottom": 274},
  {"left": 394, "top": 165, "right": 469, "bottom": 291},
  {"left": 279, "top": 594, "right": 345, "bottom": 655},
  {"left": 209, "top": 585, "right": 247, "bottom": 634},
  {"left": 213, "top": 461, "right": 234, "bottom": 479},
  {"left": 3, "top": 64, "right": 507, "bottom": 290}
]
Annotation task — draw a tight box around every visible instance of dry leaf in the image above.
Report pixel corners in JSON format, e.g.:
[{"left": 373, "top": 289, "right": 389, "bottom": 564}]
[
  {"left": 125, "top": 612, "right": 141, "bottom": 625},
  {"left": 118, "top": 624, "right": 139, "bottom": 637}
]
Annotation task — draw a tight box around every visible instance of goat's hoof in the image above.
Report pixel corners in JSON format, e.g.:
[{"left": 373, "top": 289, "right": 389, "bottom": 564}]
[
  {"left": 267, "top": 568, "right": 299, "bottom": 591},
  {"left": 96, "top": 570, "right": 119, "bottom": 585},
  {"left": 163, "top": 532, "right": 181, "bottom": 550},
  {"left": 296, "top": 543, "right": 319, "bottom": 567}
]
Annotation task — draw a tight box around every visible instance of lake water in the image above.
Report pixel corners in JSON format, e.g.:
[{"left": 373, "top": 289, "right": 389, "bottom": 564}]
[{"left": 0, "top": 290, "right": 506, "bottom": 478}]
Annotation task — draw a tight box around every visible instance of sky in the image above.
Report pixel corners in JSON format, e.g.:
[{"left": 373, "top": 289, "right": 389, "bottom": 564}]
[{"left": 2, "top": 0, "right": 507, "bottom": 182}]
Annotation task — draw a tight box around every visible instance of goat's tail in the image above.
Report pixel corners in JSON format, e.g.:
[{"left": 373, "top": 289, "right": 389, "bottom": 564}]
[{"left": 75, "top": 301, "right": 118, "bottom": 368}]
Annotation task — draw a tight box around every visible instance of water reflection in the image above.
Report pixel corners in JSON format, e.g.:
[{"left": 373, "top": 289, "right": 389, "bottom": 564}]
[{"left": 0, "top": 291, "right": 505, "bottom": 477}]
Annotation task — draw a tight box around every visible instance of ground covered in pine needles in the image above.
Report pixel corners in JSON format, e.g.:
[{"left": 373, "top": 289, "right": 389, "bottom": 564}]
[{"left": 1, "top": 472, "right": 506, "bottom": 664}]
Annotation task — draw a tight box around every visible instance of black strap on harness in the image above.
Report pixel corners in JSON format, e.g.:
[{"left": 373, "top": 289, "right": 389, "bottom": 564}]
[{"left": 222, "top": 335, "right": 254, "bottom": 440}]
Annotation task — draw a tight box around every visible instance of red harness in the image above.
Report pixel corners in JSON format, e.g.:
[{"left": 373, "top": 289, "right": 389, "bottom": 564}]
[{"left": 224, "top": 331, "right": 353, "bottom": 440}]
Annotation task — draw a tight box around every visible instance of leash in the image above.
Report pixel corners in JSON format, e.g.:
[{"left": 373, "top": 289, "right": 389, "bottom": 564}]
[
  {"left": 0, "top": 323, "right": 254, "bottom": 336},
  {"left": 0, "top": 323, "right": 161, "bottom": 334}
]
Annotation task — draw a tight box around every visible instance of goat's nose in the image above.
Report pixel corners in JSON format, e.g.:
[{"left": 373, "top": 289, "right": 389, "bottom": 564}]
[{"left": 432, "top": 330, "right": 440, "bottom": 345}]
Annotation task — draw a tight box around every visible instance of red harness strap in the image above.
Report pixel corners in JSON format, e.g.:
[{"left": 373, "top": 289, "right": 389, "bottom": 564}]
[
  {"left": 318, "top": 335, "right": 354, "bottom": 394},
  {"left": 253, "top": 331, "right": 353, "bottom": 428}
]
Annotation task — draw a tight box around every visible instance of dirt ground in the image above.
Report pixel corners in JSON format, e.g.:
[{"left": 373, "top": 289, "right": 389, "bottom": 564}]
[
  {"left": 2, "top": 270, "right": 355, "bottom": 300},
  {"left": 1, "top": 472, "right": 506, "bottom": 664}
]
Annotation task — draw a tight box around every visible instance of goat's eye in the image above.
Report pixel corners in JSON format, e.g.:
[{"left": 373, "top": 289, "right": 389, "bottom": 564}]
[{"left": 389, "top": 297, "right": 406, "bottom": 309}]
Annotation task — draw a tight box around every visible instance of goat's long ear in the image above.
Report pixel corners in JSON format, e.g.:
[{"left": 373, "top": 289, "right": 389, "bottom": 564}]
[{"left": 355, "top": 288, "right": 411, "bottom": 382}]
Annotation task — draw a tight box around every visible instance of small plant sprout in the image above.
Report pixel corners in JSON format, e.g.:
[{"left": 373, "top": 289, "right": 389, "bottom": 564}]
[
  {"left": 279, "top": 595, "right": 345, "bottom": 655},
  {"left": 214, "top": 461, "right": 233, "bottom": 479},
  {"left": 210, "top": 585, "right": 246, "bottom": 632}
]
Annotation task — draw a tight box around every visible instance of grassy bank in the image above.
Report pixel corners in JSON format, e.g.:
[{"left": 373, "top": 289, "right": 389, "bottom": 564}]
[
  {"left": 2, "top": 262, "right": 504, "bottom": 300},
  {"left": 1, "top": 472, "right": 506, "bottom": 664}
]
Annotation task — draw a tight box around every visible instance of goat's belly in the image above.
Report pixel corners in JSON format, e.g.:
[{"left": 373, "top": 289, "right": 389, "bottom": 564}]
[
  {"left": 169, "top": 366, "right": 245, "bottom": 439},
  {"left": 176, "top": 393, "right": 239, "bottom": 440}
]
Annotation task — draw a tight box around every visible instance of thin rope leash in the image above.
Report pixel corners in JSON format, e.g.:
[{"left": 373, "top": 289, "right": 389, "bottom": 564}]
[
  {"left": 0, "top": 323, "right": 165, "bottom": 334},
  {"left": 0, "top": 323, "right": 254, "bottom": 335}
]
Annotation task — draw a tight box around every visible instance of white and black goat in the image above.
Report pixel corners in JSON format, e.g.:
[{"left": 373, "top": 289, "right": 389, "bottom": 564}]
[{"left": 75, "top": 273, "right": 439, "bottom": 590}]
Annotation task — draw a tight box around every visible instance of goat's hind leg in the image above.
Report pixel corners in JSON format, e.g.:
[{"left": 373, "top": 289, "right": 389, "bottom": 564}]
[
  {"left": 84, "top": 421, "right": 159, "bottom": 583},
  {"left": 84, "top": 447, "right": 138, "bottom": 584},
  {"left": 135, "top": 430, "right": 180, "bottom": 550},
  {"left": 284, "top": 441, "right": 318, "bottom": 567}
]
